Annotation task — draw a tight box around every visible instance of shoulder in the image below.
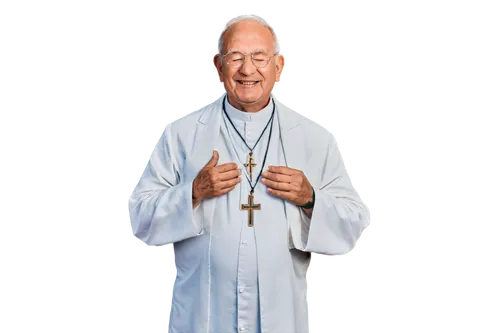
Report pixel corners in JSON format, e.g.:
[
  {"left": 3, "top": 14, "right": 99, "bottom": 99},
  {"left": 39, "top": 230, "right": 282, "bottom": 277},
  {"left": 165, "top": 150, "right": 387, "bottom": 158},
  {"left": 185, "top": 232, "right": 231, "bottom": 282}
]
[
  {"left": 276, "top": 99, "right": 334, "bottom": 143},
  {"left": 161, "top": 95, "right": 222, "bottom": 139}
]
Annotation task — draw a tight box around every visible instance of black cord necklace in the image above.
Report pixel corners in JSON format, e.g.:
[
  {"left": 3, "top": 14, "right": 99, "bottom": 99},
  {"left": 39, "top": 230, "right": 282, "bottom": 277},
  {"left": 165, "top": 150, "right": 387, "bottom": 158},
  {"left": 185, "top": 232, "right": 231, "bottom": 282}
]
[{"left": 222, "top": 95, "right": 275, "bottom": 227}]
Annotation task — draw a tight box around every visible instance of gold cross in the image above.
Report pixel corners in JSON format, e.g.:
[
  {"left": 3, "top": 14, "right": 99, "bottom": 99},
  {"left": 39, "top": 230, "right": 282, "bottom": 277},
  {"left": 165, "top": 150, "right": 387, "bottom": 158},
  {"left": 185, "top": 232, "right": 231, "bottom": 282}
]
[
  {"left": 241, "top": 192, "right": 261, "bottom": 227},
  {"left": 244, "top": 152, "right": 257, "bottom": 181}
]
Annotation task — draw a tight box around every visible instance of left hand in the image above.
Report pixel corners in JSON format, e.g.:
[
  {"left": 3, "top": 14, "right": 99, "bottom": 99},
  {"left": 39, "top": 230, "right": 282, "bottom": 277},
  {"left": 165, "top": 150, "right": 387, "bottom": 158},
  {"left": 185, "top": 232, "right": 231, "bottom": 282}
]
[{"left": 260, "top": 165, "right": 313, "bottom": 207}]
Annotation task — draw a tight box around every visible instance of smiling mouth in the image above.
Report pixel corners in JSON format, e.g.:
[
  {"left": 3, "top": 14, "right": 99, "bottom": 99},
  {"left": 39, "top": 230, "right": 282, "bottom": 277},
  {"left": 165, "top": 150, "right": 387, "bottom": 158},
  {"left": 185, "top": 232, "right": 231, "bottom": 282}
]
[{"left": 237, "top": 80, "right": 260, "bottom": 85}]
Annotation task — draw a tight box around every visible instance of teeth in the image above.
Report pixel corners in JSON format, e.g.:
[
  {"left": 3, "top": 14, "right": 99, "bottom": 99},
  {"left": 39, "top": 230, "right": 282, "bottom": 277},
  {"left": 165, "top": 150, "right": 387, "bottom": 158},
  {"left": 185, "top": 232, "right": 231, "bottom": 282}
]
[{"left": 241, "top": 81, "right": 257, "bottom": 85}]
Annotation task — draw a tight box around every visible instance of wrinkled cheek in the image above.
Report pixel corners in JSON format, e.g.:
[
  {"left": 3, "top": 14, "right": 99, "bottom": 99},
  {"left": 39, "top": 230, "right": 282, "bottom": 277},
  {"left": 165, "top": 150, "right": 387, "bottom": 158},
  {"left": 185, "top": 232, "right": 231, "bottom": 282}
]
[{"left": 227, "top": 80, "right": 238, "bottom": 89}]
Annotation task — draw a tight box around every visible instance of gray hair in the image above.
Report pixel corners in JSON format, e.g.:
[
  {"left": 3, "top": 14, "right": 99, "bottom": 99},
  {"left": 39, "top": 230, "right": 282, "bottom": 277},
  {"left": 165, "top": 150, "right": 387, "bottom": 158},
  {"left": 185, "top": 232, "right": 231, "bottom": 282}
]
[{"left": 217, "top": 15, "right": 280, "bottom": 56}]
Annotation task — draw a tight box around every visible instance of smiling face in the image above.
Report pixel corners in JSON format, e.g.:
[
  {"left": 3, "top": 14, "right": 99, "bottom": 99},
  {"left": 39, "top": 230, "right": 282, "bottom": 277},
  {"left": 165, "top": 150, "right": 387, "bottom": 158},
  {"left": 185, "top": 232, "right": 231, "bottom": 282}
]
[{"left": 214, "top": 20, "right": 285, "bottom": 112}]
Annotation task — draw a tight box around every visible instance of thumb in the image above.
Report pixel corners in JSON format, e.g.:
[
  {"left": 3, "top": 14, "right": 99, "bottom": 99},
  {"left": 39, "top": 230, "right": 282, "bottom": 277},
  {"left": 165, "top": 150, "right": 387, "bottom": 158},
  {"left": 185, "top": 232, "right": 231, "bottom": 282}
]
[{"left": 205, "top": 149, "right": 219, "bottom": 168}]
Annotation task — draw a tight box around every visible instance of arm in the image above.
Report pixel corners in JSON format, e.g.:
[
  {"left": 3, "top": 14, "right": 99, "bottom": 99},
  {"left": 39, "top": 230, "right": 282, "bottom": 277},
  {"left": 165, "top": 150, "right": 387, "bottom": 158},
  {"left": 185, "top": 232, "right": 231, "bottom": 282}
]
[
  {"left": 296, "top": 133, "right": 370, "bottom": 255},
  {"left": 128, "top": 124, "right": 204, "bottom": 246},
  {"left": 299, "top": 187, "right": 315, "bottom": 218},
  {"left": 192, "top": 196, "right": 201, "bottom": 209}
]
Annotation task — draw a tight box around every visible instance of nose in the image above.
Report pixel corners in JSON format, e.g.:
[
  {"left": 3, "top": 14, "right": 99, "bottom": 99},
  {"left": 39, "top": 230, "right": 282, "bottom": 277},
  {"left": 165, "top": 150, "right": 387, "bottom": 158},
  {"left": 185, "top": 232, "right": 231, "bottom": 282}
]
[{"left": 238, "top": 55, "right": 257, "bottom": 76}]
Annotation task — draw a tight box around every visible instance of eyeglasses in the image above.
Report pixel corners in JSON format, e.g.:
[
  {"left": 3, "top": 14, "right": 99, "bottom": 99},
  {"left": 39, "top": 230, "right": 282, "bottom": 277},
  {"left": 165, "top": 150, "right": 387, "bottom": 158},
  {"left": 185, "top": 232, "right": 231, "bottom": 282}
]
[{"left": 222, "top": 51, "right": 277, "bottom": 69}]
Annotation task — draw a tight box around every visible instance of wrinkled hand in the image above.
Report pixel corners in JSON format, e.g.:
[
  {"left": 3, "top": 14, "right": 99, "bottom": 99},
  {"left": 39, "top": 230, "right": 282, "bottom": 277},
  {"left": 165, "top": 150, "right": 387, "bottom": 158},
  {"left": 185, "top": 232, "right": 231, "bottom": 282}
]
[
  {"left": 260, "top": 165, "right": 313, "bottom": 207},
  {"left": 192, "top": 150, "right": 242, "bottom": 205}
]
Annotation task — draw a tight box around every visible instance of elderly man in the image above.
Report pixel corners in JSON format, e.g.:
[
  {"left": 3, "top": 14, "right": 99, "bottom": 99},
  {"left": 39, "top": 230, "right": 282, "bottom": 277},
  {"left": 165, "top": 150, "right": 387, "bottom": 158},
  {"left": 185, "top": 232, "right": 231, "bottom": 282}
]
[{"left": 129, "top": 14, "right": 370, "bottom": 333}]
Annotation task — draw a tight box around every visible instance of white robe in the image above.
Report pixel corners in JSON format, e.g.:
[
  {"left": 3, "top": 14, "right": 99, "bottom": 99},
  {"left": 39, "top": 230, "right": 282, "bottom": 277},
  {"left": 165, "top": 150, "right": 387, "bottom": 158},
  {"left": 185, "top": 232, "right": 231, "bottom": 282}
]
[{"left": 129, "top": 93, "right": 371, "bottom": 333}]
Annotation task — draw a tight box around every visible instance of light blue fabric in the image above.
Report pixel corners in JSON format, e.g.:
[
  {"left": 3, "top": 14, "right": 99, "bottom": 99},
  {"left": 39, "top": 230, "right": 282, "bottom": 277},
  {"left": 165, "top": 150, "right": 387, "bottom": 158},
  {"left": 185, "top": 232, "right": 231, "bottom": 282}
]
[
  {"left": 128, "top": 94, "right": 371, "bottom": 333},
  {"left": 216, "top": 96, "right": 283, "bottom": 332}
]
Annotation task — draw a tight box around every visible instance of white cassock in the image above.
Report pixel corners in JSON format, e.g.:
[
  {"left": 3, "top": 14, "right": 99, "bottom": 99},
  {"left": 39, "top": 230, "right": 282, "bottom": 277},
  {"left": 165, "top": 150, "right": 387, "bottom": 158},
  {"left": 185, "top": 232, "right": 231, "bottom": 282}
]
[{"left": 128, "top": 93, "right": 370, "bottom": 333}]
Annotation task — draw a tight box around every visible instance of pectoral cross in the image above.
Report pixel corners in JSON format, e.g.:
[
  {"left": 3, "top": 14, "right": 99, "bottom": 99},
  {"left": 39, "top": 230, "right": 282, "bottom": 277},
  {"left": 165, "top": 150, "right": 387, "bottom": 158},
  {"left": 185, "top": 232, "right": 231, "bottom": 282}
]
[
  {"left": 244, "top": 152, "right": 257, "bottom": 181},
  {"left": 241, "top": 192, "right": 261, "bottom": 227}
]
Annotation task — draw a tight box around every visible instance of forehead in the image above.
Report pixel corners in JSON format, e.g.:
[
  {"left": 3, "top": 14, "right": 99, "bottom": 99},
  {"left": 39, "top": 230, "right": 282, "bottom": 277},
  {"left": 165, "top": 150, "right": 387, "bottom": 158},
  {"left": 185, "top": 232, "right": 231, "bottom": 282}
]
[{"left": 223, "top": 20, "right": 274, "bottom": 54}]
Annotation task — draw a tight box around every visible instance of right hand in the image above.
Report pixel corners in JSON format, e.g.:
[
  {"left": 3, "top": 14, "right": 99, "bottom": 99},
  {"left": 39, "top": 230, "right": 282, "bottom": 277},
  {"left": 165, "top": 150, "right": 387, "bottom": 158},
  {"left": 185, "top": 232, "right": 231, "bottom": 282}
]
[{"left": 192, "top": 150, "right": 242, "bottom": 202}]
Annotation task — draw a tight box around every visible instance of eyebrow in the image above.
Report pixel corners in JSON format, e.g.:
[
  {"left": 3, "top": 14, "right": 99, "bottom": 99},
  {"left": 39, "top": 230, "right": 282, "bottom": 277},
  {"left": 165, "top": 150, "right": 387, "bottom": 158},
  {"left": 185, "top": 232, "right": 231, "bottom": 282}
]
[{"left": 225, "top": 49, "right": 268, "bottom": 55}]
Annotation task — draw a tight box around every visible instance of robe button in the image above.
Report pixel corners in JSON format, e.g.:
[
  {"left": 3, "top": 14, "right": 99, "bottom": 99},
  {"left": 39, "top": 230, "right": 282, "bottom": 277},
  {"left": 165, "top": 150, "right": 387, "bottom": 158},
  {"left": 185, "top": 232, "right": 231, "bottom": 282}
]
[
  {"left": 239, "top": 288, "right": 245, "bottom": 293},
  {"left": 241, "top": 240, "right": 248, "bottom": 245},
  {"left": 239, "top": 327, "right": 246, "bottom": 331}
]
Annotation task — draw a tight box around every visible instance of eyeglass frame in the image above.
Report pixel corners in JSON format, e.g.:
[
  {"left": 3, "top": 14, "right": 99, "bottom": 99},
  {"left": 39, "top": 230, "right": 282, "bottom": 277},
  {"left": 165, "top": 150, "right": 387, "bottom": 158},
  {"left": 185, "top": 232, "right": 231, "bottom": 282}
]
[{"left": 220, "top": 50, "right": 279, "bottom": 69}]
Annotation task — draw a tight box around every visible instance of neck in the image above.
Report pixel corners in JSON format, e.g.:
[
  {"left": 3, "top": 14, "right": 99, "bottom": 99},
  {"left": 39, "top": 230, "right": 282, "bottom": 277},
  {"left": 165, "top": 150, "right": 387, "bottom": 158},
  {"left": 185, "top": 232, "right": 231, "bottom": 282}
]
[{"left": 227, "top": 95, "right": 271, "bottom": 113}]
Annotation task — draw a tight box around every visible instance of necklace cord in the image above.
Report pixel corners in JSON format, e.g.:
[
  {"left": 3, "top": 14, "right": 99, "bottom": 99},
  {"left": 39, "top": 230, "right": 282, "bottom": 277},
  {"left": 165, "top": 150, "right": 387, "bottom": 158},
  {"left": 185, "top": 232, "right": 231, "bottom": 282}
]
[{"left": 222, "top": 95, "right": 275, "bottom": 194}]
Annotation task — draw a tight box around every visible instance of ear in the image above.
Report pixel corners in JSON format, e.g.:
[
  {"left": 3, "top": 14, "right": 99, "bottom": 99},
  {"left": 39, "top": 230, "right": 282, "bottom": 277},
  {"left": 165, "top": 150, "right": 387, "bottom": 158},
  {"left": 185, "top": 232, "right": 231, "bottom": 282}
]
[
  {"left": 274, "top": 55, "right": 285, "bottom": 82},
  {"left": 210, "top": 52, "right": 224, "bottom": 88},
  {"left": 210, "top": 52, "right": 222, "bottom": 76}
]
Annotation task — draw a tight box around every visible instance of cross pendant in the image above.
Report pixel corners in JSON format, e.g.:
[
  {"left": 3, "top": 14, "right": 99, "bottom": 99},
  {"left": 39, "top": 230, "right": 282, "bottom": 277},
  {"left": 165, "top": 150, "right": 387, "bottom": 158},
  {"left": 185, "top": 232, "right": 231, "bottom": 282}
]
[
  {"left": 243, "top": 152, "right": 257, "bottom": 181},
  {"left": 241, "top": 192, "right": 261, "bottom": 227}
]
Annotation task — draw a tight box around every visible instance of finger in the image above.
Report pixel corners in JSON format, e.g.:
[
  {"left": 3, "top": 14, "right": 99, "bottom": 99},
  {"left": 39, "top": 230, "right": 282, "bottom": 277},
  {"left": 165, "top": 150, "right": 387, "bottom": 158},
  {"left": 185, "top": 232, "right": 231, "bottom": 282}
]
[
  {"left": 205, "top": 150, "right": 219, "bottom": 168},
  {"left": 261, "top": 178, "right": 295, "bottom": 191},
  {"left": 218, "top": 169, "right": 241, "bottom": 181},
  {"left": 261, "top": 171, "right": 293, "bottom": 183},
  {"left": 214, "top": 162, "right": 239, "bottom": 173},
  {"left": 218, "top": 184, "right": 238, "bottom": 196},
  {"left": 267, "top": 165, "right": 299, "bottom": 176},
  {"left": 218, "top": 177, "right": 242, "bottom": 190},
  {"left": 266, "top": 188, "right": 296, "bottom": 201}
]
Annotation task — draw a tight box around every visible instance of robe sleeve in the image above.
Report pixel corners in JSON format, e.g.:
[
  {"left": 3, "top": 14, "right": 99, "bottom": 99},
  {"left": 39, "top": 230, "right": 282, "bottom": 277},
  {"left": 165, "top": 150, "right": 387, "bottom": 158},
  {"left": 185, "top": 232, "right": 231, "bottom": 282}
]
[
  {"left": 294, "top": 133, "right": 370, "bottom": 255},
  {"left": 128, "top": 124, "right": 204, "bottom": 246}
]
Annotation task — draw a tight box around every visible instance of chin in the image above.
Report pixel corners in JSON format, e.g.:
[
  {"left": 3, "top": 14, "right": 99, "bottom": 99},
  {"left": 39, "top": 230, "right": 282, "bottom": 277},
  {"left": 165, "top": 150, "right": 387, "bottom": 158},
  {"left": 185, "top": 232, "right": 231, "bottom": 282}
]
[
  {"left": 234, "top": 91, "right": 264, "bottom": 105},
  {"left": 238, "top": 97, "right": 260, "bottom": 105}
]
